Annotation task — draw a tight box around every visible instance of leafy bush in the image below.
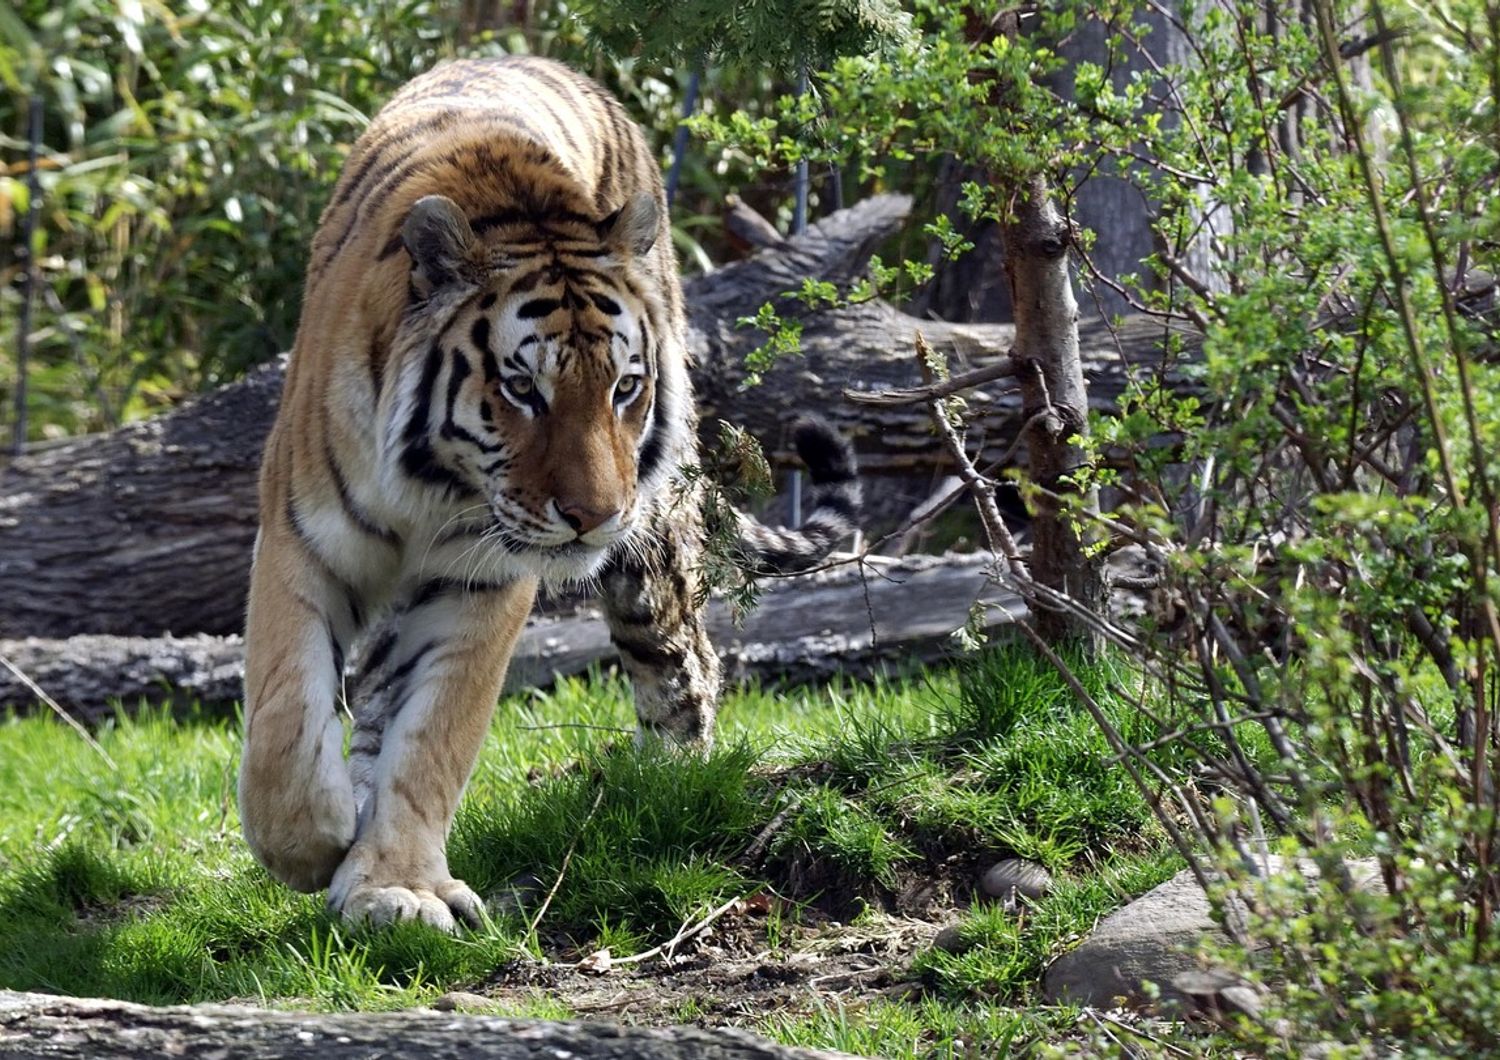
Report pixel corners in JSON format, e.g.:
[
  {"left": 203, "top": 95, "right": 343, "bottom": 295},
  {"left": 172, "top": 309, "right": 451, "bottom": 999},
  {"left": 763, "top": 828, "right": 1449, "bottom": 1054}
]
[
  {"left": 701, "top": 0, "right": 1500, "bottom": 1051},
  {"left": 0, "top": 1, "right": 804, "bottom": 439}
]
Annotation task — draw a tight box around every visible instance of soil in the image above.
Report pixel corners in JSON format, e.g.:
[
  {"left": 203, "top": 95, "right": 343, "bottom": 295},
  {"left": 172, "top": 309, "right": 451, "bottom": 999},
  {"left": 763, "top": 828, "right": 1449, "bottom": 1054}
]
[
  {"left": 462, "top": 763, "right": 1010, "bottom": 1029},
  {"left": 474, "top": 901, "right": 947, "bottom": 1026}
]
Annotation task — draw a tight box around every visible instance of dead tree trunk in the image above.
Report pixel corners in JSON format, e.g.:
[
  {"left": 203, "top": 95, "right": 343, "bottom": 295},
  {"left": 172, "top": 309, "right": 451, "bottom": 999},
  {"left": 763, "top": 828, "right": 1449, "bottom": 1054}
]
[
  {"left": 1004, "top": 176, "right": 1106, "bottom": 644},
  {"left": 0, "top": 196, "right": 1183, "bottom": 639},
  {"left": 0, "top": 989, "right": 853, "bottom": 1060}
]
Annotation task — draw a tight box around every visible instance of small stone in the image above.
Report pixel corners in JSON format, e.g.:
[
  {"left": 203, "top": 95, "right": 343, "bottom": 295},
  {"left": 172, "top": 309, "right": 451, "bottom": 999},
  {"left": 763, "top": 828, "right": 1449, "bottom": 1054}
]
[
  {"left": 1172, "top": 968, "right": 1266, "bottom": 1018},
  {"left": 932, "top": 923, "right": 971, "bottom": 954},
  {"left": 431, "top": 991, "right": 494, "bottom": 1012},
  {"left": 1219, "top": 985, "right": 1265, "bottom": 1019},
  {"left": 980, "top": 858, "right": 1052, "bottom": 902}
]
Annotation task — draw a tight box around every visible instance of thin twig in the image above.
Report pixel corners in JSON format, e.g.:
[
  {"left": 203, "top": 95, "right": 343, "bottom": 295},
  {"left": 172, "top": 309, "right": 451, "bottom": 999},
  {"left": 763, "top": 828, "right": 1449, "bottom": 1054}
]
[
  {"left": 916, "top": 332, "right": 1030, "bottom": 581},
  {"left": 518, "top": 723, "right": 635, "bottom": 735},
  {"left": 1092, "top": 1010, "right": 1193, "bottom": 1058},
  {"left": 606, "top": 888, "right": 753, "bottom": 968},
  {"left": 743, "top": 793, "right": 805, "bottom": 866},
  {"left": 0, "top": 653, "right": 116, "bottom": 769},
  {"left": 528, "top": 785, "right": 605, "bottom": 937},
  {"left": 844, "top": 356, "right": 1017, "bottom": 407}
]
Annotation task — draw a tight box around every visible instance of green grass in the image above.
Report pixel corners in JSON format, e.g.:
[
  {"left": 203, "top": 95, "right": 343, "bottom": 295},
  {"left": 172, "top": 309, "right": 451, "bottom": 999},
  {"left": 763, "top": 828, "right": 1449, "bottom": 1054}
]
[{"left": 0, "top": 644, "right": 1186, "bottom": 1054}]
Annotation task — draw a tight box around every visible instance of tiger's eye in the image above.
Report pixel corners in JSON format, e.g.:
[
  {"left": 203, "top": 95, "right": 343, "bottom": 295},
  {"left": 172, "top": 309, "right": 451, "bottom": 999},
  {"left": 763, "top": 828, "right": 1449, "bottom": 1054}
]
[
  {"left": 507, "top": 376, "right": 534, "bottom": 397},
  {"left": 615, "top": 376, "right": 640, "bottom": 400}
]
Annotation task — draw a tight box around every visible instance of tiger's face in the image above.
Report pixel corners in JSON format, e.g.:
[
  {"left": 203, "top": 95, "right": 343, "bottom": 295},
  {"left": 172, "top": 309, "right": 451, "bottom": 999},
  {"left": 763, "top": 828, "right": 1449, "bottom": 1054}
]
[{"left": 392, "top": 193, "right": 668, "bottom": 582}]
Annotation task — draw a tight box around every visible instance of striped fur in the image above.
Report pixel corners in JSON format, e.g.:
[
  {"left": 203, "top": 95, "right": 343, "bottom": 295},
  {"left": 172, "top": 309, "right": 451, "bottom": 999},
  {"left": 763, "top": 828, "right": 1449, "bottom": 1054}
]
[
  {"left": 737, "top": 417, "right": 862, "bottom": 573},
  {"left": 238, "top": 57, "right": 859, "bottom": 932}
]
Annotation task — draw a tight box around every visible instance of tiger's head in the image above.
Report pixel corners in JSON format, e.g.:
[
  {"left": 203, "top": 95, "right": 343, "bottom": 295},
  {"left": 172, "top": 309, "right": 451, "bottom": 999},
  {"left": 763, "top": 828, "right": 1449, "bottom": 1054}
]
[{"left": 387, "top": 192, "right": 680, "bottom": 583}]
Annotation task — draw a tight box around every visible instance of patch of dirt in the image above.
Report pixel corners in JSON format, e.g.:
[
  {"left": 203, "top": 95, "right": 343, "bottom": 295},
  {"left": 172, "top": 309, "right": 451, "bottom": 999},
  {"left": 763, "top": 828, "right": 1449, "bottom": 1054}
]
[{"left": 476, "top": 904, "right": 945, "bottom": 1025}]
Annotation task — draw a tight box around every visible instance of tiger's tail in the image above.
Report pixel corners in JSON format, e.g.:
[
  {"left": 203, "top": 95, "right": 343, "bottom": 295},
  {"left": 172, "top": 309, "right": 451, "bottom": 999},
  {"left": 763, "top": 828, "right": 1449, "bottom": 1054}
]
[{"left": 736, "top": 417, "right": 862, "bottom": 574}]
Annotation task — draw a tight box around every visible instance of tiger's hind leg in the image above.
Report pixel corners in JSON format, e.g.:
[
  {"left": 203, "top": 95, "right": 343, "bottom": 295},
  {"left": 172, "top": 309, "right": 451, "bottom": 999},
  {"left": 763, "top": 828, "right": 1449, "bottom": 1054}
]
[
  {"left": 600, "top": 502, "right": 722, "bottom": 747},
  {"left": 327, "top": 576, "right": 536, "bottom": 932}
]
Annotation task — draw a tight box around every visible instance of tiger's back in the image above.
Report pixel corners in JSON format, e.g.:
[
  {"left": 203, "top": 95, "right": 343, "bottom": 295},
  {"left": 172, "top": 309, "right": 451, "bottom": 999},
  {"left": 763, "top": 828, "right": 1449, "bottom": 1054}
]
[{"left": 285, "top": 56, "right": 680, "bottom": 435}]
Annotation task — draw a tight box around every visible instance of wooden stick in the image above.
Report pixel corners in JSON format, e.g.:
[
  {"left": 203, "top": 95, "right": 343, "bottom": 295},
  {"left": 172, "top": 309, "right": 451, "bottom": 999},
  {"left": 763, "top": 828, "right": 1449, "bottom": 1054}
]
[
  {"left": 0, "top": 652, "right": 116, "bottom": 769},
  {"left": 845, "top": 355, "right": 1017, "bottom": 407},
  {"left": 528, "top": 786, "right": 605, "bottom": 937}
]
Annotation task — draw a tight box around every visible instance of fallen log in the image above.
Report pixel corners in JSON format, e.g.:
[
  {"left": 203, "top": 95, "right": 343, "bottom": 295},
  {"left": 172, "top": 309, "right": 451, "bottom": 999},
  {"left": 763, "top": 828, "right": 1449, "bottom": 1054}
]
[
  {"left": 0, "top": 195, "right": 1187, "bottom": 638},
  {"left": 0, "top": 554, "right": 1023, "bottom": 720},
  {"left": 0, "top": 990, "right": 857, "bottom": 1060}
]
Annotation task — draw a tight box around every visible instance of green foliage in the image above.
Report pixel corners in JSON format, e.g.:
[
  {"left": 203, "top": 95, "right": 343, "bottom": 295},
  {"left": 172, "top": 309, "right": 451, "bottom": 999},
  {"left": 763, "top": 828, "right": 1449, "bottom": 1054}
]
[
  {"left": 0, "top": 1, "right": 795, "bottom": 440},
  {"left": 693, "top": 0, "right": 1500, "bottom": 1051},
  {"left": 1, "top": 0, "right": 459, "bottom": 436},
  {"left": 572, "top": 0, "right": 911, "bottom": 76}
]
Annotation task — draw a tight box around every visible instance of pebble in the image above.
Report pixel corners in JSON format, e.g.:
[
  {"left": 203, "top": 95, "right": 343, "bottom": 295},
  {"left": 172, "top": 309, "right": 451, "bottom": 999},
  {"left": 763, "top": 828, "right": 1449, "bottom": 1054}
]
[
  {"left": 432, "top": 991, "right": 494, "bottom": 1013},
  {"left": 980, "top": 858, "right": 1052, "bottom": 902},
  {"left": 931, "top": 922, "right": 971, "bottom": 954}
]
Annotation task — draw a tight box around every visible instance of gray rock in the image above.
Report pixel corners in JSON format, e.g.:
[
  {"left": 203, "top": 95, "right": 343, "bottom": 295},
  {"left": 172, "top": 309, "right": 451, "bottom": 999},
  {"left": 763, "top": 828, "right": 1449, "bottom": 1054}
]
[
  {"left": 1043, "top": 858, "right": 1381, "bottom": 1011},
  {"left": 1171, "top": 968, "right": 1266, "bottom": 1019},
  {"left": 980, "top": 858, "right": 1052, "bottom": 903},
  {"left": 0, "top": 989, "right": 861, "bottom": 1059},
  {"left": 431, "top": 991, "right": 496, "bottom": 1013},
  {"left": 931, "top": 922, "right": 971, "bottom": 954}
]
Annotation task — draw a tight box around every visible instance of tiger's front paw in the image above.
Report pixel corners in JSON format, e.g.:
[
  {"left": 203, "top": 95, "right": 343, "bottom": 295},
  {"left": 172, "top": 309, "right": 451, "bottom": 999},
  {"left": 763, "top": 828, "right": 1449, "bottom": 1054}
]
[{"left": 328, "top": 855, "right": 485, "bottom": 934}]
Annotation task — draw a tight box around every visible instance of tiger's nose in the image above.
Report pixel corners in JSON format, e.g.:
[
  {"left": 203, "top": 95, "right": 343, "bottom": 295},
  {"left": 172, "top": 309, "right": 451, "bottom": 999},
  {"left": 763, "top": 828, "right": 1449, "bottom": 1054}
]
[{"left": 556, "top": 501, "right": 618, "bottom": 536}]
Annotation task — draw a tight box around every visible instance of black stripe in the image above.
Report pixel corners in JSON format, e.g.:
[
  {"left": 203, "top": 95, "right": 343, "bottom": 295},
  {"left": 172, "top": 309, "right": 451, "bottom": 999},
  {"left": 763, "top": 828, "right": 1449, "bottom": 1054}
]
[
  {"left": 471, "top": 207, "right": 593, "bottom": 233},
  {"left": 595, "top": 122, "right": 616, "bottom": 211},
  {"left": 283, "top": 496, "right": 359, "bottom": 607},
  {"left": 400, "top": 444, "right": 472, "bottom": 496},
  {"left": 440, "top": 353, "right": 505, "bottom": 453},
  {"left": 404, "top": 340, "right": 445, "bottom": 445},
  {"left": 368, "top": 336, "right": 385, "bottom": 399},
  {"left": 383, "top": 640, "right": 439, "bottom": 695},
  {"left": 355, "top": 628, "right": 398, "bottom": 684},
  {"left": 327, "top": 620, "right": 346, "bottom": 683},
  {"left": 330, "top": 150, "right": 449, "bottom": 267},
  {"left": 444, "top": 349, "right": 472, "bottom": 416},
  {"left": 470, "top": 318, "right": 491, "bottom": 354},
  {"left": 614, "top": 636, "right": 686, "bottom": 671},
  {"left": 589, "top": 292, "right": 622, "bottom": 315},
  {"left": 345, "top": 587, "right": 366, "bottom": 632},
  {"left": 401, "top": 345, "right": 474, "bottom": 494},
  {"left": 517, "top": 298, "right": 561, "bottom": 319},
  {"left": 510, "top": 266, "right": 552, "bottom": 294},
  {"left": 333, "top": 110, "right": 461, "bottom": 209},
  {"left": 481, "top": 344, "right": 503, "bottom": 386},
  {"left": 325, "top": 440, "right": 401, "bottom": 546},
  {"left": 478, "top": 293, "right": 497, "bottom": 310},
  {"left": 408, "top": 576, "right": 512, "bottom": 610},
  {"left": 638, "top": 372, "right": 668, "bottom": 479}
]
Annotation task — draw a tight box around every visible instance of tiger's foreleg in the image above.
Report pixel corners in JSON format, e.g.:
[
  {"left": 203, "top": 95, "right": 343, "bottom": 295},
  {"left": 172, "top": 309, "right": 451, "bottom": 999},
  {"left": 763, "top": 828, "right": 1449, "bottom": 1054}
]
[
  {"left": 600, "top": 500, "right": 722, "bottom": 748},
  {"left": 327, "top": 577, "right": 536, "bottom": 932},
  {"left": 239, "top": 519, "right": 364, "bottom": 893}
]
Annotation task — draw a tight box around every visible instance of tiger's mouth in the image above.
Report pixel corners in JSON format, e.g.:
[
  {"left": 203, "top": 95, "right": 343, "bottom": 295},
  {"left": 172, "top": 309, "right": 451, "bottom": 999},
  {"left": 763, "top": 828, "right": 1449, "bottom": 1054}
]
[{"left": 482, "top": 520, "right": 625, "bottom": 584}]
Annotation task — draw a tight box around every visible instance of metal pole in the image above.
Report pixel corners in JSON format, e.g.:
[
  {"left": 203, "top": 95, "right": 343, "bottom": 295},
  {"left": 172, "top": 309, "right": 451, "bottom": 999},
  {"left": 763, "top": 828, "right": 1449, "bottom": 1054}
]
[
  {"left": 792, "top": 66, "right": 809, "bottom": 235},
  {"left": 13, "top": 95, "right": 43, "bottom": 456},
  {"left": 788, "top": 66, "right": 811, "bottom": 524},
  {"left": 665, "top": 70, "right": 700, "bottom": 208}
]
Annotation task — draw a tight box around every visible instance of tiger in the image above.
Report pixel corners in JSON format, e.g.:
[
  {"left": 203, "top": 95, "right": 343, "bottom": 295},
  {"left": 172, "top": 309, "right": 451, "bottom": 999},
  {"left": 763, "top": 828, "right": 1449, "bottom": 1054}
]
[{"left": 237, "top": 55, "right": 861, "bottom": 932}]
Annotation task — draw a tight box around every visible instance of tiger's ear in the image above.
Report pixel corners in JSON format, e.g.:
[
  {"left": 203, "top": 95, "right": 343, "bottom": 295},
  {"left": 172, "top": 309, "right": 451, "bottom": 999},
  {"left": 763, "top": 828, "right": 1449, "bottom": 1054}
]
[
  {"left": 599, "top": 193, "right": 660, "bottom": 257},
  {"left": 402, "top": 195, "right": 477, "bottom": 289}
]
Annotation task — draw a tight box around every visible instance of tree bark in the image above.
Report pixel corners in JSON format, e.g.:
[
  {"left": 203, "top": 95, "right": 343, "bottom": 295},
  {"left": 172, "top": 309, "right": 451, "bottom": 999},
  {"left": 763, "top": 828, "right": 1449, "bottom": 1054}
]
[
  {"left": 0, "top": 553, "right": 1023, "bottom": 719},
  {"left": 0, "top": 196, "right": 1184, "bottom": 640},
  {"left": 1004, "top": 176, "right": 1106, "bottom": 645},
  {"left": 0, "top": 990, "right": 855, "bottom": 1060}
]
